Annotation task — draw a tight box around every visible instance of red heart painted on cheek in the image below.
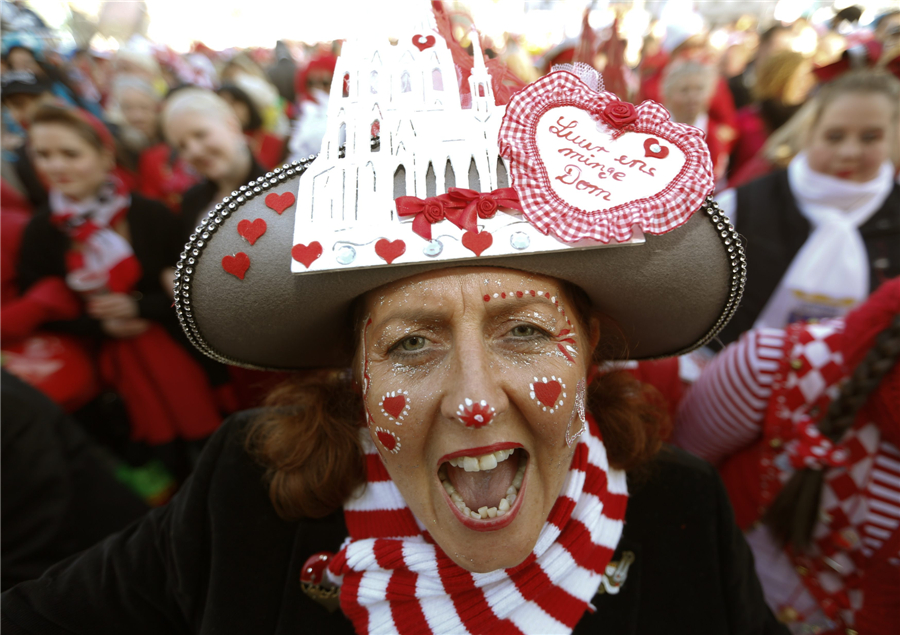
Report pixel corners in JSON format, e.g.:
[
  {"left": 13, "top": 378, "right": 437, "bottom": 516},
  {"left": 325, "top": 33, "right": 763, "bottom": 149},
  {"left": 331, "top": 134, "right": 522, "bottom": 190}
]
[
  {"left": 382, "top": 395, "right": 407, "bottom": 419},
  {"left": 533, "top": 380, "right": 562, "bottom": 407},
  {"left": 375, "top": 239, "right": 406, "bottom": 264},
  {"left": 461, "top": 230, "right": 492, "bottom": 256},
  {"left": 291, "top": 242, "right": 323, "bottom": 268},
  {"left": 412, "top": 34, "right": 436, "bottom": 51},
  {"left": 643, "top": 138, "right": 669, "bottom": 159},
  {"left": 265, "top": 191, "right": 296, "bottom": 214},
  {"left": 376, "top": 428, "right": 399, "bottom": 453},
  {"left": 221, "top": 252, "right": 250, "bottom": 280},
  {"left": 237, "top": 218, "right": 266, "bottom": 245}
]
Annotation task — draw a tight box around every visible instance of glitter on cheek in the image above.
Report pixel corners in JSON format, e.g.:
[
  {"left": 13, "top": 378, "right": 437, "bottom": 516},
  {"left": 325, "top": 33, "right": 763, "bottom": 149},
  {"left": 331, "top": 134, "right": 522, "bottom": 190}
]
[{"left": 361, "top": 317, "right": 375, "bottom": 425}]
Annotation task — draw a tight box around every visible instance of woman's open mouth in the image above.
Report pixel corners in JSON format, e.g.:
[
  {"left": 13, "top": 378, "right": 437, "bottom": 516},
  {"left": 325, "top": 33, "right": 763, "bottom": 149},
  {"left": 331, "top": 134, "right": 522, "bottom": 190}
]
[{"left": 437, "top": 445, "right": 528, "bottom": 530}]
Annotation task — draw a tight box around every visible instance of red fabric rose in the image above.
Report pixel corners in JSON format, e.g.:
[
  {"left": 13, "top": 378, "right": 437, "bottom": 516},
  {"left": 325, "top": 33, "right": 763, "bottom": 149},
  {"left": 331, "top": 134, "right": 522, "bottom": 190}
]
[
  {"left": 476, "top": 196, "right": 498, "bottom": 218},
  {"left": 422, "top": 200, "right": 445, "bottom": 223},
  {"left": 600, "top": 102, "right": 638, "bottom": 128}
]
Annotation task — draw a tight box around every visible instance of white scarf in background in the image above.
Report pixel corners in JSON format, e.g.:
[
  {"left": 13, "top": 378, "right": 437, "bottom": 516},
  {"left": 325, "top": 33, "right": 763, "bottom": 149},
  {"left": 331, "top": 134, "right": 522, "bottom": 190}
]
[
  {"left": 49, "top": 177, "right": 138, "bottom": 294},
  {"left": 754, "top": 153, "right": 894, "bottom": 330}
]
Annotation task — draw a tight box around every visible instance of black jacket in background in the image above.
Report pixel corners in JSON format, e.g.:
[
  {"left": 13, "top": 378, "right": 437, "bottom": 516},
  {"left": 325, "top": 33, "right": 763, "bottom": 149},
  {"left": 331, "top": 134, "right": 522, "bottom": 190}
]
[
  {"left": 1, "top": 411, "right": 787, "bottom": 634},
  {"left": 16, "top": 193, "right": 183, "bottom": 340},
  {"left": 717, "top": 169, "right": 900, "bottom": 348},
  {"left": 0, "top": 371, "right": 148, "bottom": 591},
  {"left": 178, "top": 159, "right": 266, "bottom": 244}
]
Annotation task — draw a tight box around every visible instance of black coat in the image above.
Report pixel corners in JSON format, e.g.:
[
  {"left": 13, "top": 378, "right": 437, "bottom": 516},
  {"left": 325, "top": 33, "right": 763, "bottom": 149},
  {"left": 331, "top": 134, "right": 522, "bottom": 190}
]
[
  {"left": 718, "top": 169, "right": 900, "bottom": 347},
  {"left": 1, "top": 413, "right": 788, "bottom": 635},
  {"left": 0, "top": 371, "right": 149, "bottom": 591}
]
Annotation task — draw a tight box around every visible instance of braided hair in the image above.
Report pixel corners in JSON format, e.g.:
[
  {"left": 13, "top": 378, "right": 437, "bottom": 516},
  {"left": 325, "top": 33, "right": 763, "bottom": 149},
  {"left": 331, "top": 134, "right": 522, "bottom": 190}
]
[{"left": 764, "top": 312, "right": 900, "bottom": 550}]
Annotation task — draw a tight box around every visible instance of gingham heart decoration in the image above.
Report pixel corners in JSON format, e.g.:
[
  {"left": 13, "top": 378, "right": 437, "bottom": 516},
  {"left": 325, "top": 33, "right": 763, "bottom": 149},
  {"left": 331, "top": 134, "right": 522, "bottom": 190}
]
[{"left": 498, "top": 71, "right": 714, "bottom": 243}]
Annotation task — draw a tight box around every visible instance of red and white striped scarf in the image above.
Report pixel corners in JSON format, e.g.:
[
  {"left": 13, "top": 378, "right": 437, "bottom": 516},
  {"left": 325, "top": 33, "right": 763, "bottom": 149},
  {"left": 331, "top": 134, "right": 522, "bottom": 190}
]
[
  {"left": 49, "top": 176, "right": 141, "bottom": 294},
  {"left": 327, "top": 415, "right": 628, "bottom": 634}
]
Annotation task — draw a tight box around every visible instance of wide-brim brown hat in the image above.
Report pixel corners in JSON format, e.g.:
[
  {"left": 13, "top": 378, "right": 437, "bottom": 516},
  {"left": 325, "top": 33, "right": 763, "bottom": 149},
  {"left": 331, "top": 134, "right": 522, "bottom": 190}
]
[
  {"left": 174, "top": 159, "right": 744, "bottom": 370},
  {"left": 174, "top": 37, "right": 745, "bottom": 371}
]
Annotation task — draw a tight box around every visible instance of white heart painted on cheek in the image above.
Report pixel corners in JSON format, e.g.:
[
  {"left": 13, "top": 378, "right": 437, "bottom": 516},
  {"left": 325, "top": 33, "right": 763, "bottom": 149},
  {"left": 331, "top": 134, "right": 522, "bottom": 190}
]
[{"left": 535, "top": 106, "right": 687, "bottom": 213}]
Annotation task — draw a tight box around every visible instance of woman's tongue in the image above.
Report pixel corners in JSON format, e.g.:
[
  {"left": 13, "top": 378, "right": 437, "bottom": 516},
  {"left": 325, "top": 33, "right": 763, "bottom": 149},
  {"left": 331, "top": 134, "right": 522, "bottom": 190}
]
[{"left": 446, "top": 457, "right": 517, "bottom": 510}]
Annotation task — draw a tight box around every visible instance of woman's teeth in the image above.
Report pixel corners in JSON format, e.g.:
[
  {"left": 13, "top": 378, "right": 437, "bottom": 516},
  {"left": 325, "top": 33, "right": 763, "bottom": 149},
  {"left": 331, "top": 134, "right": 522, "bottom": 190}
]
[
  {"left": 447, "top": 448, "right": 515, "bottom": 472},
  {"left": 439, "top": 451, "right": 526, "bottom": 520}
]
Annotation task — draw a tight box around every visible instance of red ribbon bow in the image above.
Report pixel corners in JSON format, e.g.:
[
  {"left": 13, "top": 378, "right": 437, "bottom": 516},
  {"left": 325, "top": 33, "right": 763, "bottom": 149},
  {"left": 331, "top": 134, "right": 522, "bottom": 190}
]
[
  {"left": 395, "top": 195, "right": 449, "bottom": 240},
  {"left": 442, "top": 187, "right": 523, "bottom": 233},
  {"left": 395, "top": 187, "right": 523, "bottom": 240}
]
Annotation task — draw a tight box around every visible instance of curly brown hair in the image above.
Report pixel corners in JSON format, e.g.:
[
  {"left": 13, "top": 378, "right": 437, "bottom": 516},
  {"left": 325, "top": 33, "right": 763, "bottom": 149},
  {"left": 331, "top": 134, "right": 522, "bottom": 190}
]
[{"left": 246, "top": 281, "right": 668, "bottom": 521}]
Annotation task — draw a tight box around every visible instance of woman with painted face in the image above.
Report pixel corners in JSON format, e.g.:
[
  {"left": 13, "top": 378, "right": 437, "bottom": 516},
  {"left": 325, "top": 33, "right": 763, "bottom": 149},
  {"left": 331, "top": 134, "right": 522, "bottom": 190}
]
[
  {"left": 716, "top": 70, "right": 900, "bottom": 348},
  {"left": 161, "top": 88, "right": 264, "bottom": 243},
  {"left": 14, "top": 104, "right": 222, "bottom": 477},
  {"left": 2, "top": 34, "right": 785, "bottom": 635}
]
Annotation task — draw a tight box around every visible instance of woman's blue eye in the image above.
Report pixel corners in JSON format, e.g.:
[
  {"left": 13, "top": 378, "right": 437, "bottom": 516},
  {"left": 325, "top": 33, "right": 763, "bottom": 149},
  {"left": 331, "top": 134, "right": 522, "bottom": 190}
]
[{"left": 399, "top": 336, "right": 426, "bottom": 351}]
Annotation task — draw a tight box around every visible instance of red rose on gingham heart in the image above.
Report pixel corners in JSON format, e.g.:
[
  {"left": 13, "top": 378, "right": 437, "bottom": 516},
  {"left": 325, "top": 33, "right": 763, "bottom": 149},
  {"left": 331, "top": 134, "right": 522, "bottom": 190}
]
[
  {"left": 600, "top": 102, "right": 638, "bottom": 128},
  {"left": 498, "top": 70, "right": 714, "bottom": 244}
]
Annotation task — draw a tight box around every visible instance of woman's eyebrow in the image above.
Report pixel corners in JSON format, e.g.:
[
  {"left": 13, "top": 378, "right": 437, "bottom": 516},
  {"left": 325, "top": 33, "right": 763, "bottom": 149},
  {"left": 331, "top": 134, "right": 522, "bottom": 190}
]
[{"left": 371, "top": 310, "right": 449, "bottom": 333}]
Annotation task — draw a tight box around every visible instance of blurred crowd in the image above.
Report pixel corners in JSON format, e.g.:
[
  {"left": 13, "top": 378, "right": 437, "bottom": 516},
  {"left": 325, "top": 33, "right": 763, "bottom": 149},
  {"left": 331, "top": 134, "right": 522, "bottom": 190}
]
[{"left": 1, "top": 0, "right": 898, "bottom": 609}]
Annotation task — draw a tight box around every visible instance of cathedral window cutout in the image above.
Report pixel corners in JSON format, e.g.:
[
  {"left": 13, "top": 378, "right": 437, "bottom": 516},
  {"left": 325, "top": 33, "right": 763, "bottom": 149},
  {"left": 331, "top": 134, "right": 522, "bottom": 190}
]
[
  {"left": 338, "top": 123, "right": 346, "bottom": 156},
  {"left": 468, "top": 157, "right": 480, "bottom": 190},
  {"left": 400, "top": 70, "right": 412, "bottom": 93},
  {"left": 425, "top": 162, "right": 436, "bottom": 198},
  {"left": 342, "top": 73, "right": 350, "bottom": 98},
  {"left": 496, "top": 157, "right": 509, "bottom": 189},
  {"left": 370, "top": 120, "right": 380, "bottom": 149},
  {"left": 432, "top": 68, "right": 443, "bottom": 91},
  {"left": 444, "top": 160, "right": 455, "bottom": 189},
  {"left": 370, "top": 70, "right": 378, "bottom": 94},
  {"left": 477, "top": 83, "right": 486, "bottom": 98},
  {"left": 393, "top": 165, "right": 406, "bottom": 198}
]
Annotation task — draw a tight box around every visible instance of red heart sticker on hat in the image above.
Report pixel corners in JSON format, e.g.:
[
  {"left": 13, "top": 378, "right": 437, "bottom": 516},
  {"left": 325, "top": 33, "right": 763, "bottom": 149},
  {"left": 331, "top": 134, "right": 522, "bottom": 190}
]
[
  {"left": 498, "top": 72, "right": 714, "bottom": 244},
  {"left": 291, "top": 241, "right": 323, "bottom": 268},
  {"left": 382, "top": 395, "right": 407, "bottom": 419},
  {"left": 376, "top": 428, "right": 399, "bottom": 453},
  {"left": 533, "top": 379, "right": 562, "bottom": 407},
  {"left": 265, "top": 191, "right": 295, "bottom": 214},
  {"left": 222, "top": 252, "right": 250, "bottom": 280},
  {"left": 237, "top": 218, "right": 267, "bottom": 245},
  {"left": 462, "top": 230, "right": 492, "bottom": 256},
  {"left": 412, "top": 34, "right": 435, "bottom": 51},
  {"left": 643, "top": 138, "right": 669, "bottom": 159},
  {"left": 375, "top": 239, "right": 405, "bottom": 264}
]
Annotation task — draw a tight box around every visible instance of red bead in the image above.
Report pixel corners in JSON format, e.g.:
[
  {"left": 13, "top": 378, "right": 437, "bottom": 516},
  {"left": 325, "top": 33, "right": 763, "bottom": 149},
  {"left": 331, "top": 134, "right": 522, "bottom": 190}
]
[
  {"left": 483, "top": 295, "right": 490, "bottom": 302},
  {"left": 300, "top": 552, "right": 333, "bottom": 585}
]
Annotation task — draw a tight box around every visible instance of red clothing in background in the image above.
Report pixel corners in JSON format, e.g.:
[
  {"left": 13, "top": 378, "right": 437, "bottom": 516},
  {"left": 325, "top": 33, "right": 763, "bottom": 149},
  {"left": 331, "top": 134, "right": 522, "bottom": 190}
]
[
  {"left": 1, "top": 180, "right": 98, "bottom": 411},
  {"left": 246, "top": 130, "right": 285, "bottom": 172},
  {"left": 138, "top": 143, "right": 200, "bottom": 214}
]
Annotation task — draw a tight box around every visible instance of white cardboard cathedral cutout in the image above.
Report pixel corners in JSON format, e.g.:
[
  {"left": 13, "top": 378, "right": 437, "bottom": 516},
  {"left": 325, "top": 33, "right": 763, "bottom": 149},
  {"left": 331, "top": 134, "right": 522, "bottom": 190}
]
[{"left": 290, "top": 19, "right": 643, "bottom": 275}]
